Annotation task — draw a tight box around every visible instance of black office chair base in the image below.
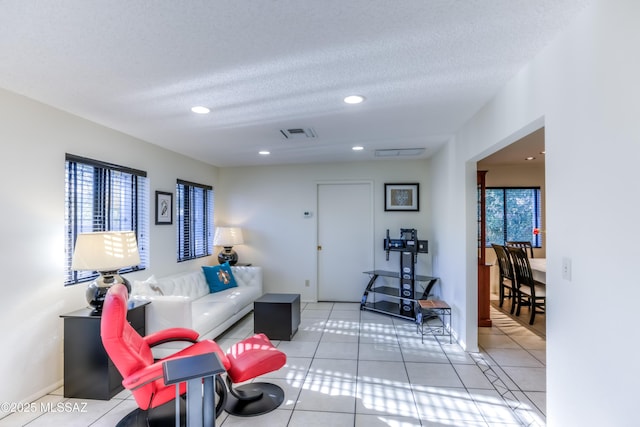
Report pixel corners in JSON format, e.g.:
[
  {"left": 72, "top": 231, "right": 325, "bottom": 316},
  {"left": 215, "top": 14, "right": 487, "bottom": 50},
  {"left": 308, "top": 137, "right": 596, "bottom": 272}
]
[
  {"left": 116, "top": 376, "right": 227, "bottom": 427},
  {"left": 225, "top": 382, "right": 285, "bottom": 417},
  {"left": 116, "top": 399, "right": 186, "bottom": 427}
]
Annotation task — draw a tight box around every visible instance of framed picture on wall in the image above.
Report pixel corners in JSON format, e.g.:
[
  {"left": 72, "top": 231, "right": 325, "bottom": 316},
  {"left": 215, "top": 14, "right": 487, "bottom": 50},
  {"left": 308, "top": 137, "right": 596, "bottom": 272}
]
[
  {"left": 384, "top": 183, "right": 419, "bottom": 211},
  {"left": 155, "top": 191, "right": 173, "bottom": 225}
]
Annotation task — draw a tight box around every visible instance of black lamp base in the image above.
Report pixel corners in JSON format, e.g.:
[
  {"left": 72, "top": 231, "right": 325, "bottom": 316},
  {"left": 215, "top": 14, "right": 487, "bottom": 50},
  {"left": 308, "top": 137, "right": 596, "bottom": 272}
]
[
  {"left": 217, "top": 247, "right": 238, "bottom": 265},
  {"left": 87, "top": 272, "right": 131, "bottom": 314}
]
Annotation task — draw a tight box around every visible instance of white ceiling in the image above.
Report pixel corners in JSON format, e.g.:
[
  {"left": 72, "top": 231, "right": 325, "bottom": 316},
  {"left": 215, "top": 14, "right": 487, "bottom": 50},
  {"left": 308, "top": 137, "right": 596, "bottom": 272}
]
[
  {"left": 478, "top": 127, "right": 545, "bottom": 168},
  {"left": 0, "top": 1, "right": 589, "bottom": 167}
]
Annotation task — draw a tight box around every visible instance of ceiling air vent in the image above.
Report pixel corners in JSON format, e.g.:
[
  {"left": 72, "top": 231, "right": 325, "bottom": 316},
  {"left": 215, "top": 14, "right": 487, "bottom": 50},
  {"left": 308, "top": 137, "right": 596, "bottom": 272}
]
[
  {"left": 375, "top": 148, "right": 425, "bottom": 157},
  {"left": 280, "top": 127, "right": 317, "bottom": 139}
]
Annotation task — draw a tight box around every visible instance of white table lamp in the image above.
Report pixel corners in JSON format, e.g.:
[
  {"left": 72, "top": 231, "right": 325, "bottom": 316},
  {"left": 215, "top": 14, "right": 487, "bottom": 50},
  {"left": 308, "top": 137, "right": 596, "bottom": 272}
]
[
  {"left": 72, "top": 231, "right": 140, "bottom": 314},
  {"left": 213, "top": 227, "right": 244, "bottom": 265}
]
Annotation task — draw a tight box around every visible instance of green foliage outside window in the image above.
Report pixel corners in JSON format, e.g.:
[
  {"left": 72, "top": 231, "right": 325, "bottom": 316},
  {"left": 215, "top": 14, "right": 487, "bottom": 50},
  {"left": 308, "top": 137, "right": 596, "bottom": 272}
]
[{"left": 485, "top": 187, "right": 541, "bottom": 247}]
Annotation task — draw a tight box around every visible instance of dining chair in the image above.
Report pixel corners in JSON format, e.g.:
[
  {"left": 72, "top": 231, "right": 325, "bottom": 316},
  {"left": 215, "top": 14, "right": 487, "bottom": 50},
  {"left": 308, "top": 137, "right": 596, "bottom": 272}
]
[
  {"left": 492, "top": 244, "right": 517, "bottom": 313},
  {"left": 506, "top": 241, "right": 534, "bottom": 258},
  {"left": 507, "top": 246, "right": 546, "bottom": 325}
]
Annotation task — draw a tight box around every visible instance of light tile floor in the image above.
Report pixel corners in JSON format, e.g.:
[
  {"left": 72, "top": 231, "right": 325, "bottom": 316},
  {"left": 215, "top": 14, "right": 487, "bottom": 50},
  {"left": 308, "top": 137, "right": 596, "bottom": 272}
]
[{"left": 0, "top": 303, "right": 546, "bottom": 426}]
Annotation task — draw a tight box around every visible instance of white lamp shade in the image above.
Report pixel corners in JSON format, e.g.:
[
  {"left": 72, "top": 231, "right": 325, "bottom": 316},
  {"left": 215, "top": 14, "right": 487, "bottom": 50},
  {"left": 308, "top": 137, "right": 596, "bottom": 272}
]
[
  {"left": 71, "top": 231, "right": 141, "bottom": 272},
  {"left": 213, "top": 227, "right": 244, "bottom": 247}
]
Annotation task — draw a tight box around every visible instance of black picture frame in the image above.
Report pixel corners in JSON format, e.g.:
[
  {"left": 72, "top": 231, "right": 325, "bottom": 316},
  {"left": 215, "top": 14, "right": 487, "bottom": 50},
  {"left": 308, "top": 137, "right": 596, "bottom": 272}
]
[
  {"left": 155, "top": 191, "right": 173, "bottom": 225},
  {"left": 384, "top": 183, "right": 419, "bottom": 211}
]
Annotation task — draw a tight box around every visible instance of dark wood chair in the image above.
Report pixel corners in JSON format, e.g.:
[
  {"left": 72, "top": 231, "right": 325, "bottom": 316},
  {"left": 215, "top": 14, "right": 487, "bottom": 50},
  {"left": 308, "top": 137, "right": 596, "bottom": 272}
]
[
  {"left": 492, "top": 244, "right": 517, "bottom": 313},
  {"left": 507, "top": 246, "right": 546, "bottom": 325},
  {"left": 506, "top": 241, "right": 534, "bottom": 258}
]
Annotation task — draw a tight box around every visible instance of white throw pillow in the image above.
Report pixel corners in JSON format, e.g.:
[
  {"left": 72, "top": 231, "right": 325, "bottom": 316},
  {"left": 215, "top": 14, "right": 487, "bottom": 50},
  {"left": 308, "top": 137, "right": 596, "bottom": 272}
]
[{"left": 131, "top": 275, "right": 163, "bottom": 297}]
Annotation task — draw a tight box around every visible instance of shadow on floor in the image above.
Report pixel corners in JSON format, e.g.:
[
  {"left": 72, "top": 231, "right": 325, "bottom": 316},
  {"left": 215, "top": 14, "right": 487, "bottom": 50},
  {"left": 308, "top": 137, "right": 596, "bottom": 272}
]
[{"left": 490, "top": 298, "right": 545, "bottom": 338}]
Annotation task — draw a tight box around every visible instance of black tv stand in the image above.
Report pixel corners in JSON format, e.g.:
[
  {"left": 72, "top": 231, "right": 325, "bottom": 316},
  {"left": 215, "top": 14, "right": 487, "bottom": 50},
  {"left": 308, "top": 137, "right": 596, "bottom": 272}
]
[{"left": 360, "top": 229, "right": 438, "bottom": 321}]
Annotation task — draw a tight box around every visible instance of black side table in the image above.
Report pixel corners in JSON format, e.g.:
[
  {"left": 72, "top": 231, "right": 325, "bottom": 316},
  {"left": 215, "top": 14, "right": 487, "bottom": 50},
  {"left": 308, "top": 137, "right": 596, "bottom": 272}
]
[
  {"left": 60, "top": 300, "right": 149, "bottom": 400},
  {"left": 254, "top": 293, "right": 300, "bottom": 341}
]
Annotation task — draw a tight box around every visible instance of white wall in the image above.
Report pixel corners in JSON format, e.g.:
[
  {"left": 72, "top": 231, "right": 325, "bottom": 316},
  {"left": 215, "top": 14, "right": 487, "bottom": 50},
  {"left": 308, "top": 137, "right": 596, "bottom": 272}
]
[
  {"left": 216, "top": 160, "right": 436, "bottom": 302},
  {"left": 483, "top": 164, "right": 545, "bottom": 190},
  {"left": 431, "top": 1, "right": 639, "bottom": 425},
  {"left": 428, "top": 143, "right": 480, "bottom": 350},
  {"left": 0, "top": 88, "right": 218, "bottom": 409}
]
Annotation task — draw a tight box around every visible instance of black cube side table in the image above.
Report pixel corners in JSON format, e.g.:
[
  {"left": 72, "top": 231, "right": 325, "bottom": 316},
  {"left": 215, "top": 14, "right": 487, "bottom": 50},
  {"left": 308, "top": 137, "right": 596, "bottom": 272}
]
[
  {"left": 254, "top": 293, "right": 300, "bottom": 341},
  {"left": 60, "top": 300, "right": 149, "bottom": 400}
]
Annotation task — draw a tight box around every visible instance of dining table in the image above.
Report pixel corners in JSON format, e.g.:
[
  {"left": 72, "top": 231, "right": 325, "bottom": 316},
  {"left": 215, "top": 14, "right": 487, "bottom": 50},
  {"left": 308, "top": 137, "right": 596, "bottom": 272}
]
[{"left": 529, "top": 258, "right": 546, "bottom": 284}]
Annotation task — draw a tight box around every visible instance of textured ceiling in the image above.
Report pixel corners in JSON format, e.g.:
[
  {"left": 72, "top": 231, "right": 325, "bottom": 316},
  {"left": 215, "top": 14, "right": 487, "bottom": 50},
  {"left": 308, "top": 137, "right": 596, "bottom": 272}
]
[{"left": 0, "top": 1, "right": 590, "bottom": 167}]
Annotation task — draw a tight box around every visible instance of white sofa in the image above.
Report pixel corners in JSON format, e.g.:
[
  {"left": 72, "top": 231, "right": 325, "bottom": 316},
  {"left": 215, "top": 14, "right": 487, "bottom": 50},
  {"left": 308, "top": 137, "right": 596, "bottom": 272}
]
[{"left": 130, "top": 266, "right": 262, "bottom": 358}]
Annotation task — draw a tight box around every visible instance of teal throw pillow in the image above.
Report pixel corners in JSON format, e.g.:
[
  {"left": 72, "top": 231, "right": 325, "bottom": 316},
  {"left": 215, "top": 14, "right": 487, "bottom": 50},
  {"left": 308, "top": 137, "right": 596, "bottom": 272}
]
[{"left": 202, "top": 263, "right": 238, "bottom": 293}]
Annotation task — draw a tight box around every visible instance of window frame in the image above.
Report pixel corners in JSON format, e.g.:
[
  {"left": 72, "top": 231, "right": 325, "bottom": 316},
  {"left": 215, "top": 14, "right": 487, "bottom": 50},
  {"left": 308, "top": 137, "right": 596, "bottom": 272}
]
[
  {"left": 64, "top": 154, "right": 148, "bottom": 285},
  {"left": 176, "top": 179, "right": 214, "bottom": 262},
  {"left": 485, "top": 186, "right": 542, "bottom": 248}
]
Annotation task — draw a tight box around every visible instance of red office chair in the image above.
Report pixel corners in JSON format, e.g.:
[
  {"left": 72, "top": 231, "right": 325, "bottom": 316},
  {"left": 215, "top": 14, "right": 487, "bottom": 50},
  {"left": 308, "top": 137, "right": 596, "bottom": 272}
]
[{"left": 101, "top": 284, "right": 286, "bottom": 426}]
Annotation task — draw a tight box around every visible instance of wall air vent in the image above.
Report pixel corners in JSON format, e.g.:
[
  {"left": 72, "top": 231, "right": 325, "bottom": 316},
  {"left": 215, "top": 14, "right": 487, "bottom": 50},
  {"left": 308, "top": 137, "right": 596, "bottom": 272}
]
[
  {"left": 280, "top": 127, "right": 317, "bottom": 139},
  {"left": 375, "top": 148, "right": 425, "bottom": 157}
]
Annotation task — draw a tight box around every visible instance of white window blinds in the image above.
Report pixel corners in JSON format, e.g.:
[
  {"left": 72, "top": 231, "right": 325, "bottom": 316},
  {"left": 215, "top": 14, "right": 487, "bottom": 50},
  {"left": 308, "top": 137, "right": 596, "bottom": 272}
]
[
  {"left": 64, "top": 154, "right": 148, "bottom": 285},
  {"left": 176, "top": 179, "right": 213, "bottom": 262}
]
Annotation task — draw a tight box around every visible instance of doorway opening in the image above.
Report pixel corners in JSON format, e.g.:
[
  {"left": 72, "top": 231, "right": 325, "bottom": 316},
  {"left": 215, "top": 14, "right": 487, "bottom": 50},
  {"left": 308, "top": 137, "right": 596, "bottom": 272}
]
[{"left": 477, "top": 126, "right": 546, "bottom": 338}]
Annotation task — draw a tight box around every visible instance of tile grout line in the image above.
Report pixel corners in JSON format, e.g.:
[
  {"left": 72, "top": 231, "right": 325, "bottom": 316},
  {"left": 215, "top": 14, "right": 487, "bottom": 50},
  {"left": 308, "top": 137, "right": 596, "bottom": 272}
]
[
  {"left": 474, "top": 313, "right": 546, "bottom": 427},
  {"left": 429, "top": 322, "right": 500, "bottom": 427},
  {"left": 394, "top": 316, "right": 424, "bottom": 425},
  {"left": 418, "top": 314, "right": 531, "bottom": 427},
  {"left": 284, "top": 302, "right": 329, "bottom": 426},
  {"left": 489, "top": 307, "right": 547, "bottom": 422},
  {"left": 469, "top": 351, "right": 544, "bottom": 427}
]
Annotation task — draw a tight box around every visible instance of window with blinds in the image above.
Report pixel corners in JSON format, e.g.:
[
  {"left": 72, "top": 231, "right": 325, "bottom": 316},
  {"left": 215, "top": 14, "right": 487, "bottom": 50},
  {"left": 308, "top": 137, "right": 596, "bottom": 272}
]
[
  {"left": 176, "top": 179, "right": 213, "bottom": 262},
  {"left": 485, "top": 187, "right": 542, "bottom": 248},
  {"left": 64, "top": 154, "right": 149, "bottom": 285}
]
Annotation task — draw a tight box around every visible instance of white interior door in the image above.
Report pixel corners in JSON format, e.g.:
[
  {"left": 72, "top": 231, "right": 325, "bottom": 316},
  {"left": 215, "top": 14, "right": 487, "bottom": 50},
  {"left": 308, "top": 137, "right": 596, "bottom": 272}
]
[{"left": 317, "top": 182, "right": 373, "bottom": 302}]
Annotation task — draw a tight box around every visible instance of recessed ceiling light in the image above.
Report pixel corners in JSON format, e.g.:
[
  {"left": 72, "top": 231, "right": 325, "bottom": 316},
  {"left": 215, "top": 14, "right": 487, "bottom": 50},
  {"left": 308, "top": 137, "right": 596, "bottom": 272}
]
[
  {"left": 352, "top": 146, "right": 364, "bottom": 151},
  {"left": 259, "top": 150, "right": 270, "bottom": 155},
  {"left": 191, "top": 106, "right": 210, "bottom": 114},
  {"left": 525, "top": 156, "right": 536, "bottom": 161},
  {"left": 344, "top": 95, "right": 365, "bottom": 104}
]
